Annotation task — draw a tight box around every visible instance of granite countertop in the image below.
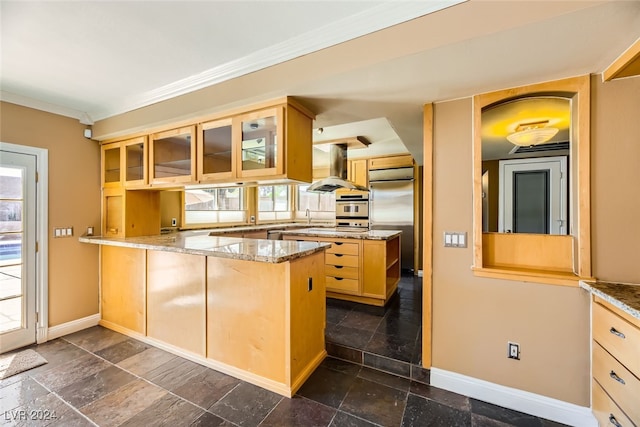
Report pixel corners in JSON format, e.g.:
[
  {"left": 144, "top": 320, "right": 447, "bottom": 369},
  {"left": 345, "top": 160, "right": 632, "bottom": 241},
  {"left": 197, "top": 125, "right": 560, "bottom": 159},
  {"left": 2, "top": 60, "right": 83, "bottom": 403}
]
[
  {"left": 79, "top": 230, "right": 330, "bottom": 263},
  {"left": 204, "top": 222, "right": 334, "bottom": 235},
  {"left": 580, "top": 280, "right": 640, "bottom": 320},
  {"left": 278, "top": 227, "right": 402, "bottom": 241}
]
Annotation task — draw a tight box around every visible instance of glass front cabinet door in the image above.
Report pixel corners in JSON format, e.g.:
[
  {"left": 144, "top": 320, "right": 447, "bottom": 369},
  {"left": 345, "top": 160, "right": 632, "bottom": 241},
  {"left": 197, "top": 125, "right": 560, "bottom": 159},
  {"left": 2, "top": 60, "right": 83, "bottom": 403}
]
[
  {"left": 150, "top": 126, "right": 196, "bottom": 185},
  {"left": 235, "top": 107, "right": 284, "bottom": 179},
  {"left": 198, "top": 118, "right": 234, "bottom": 182},
  {"left": 123, "top": 136, "right": 147, "bottom": 187},
  {"left": 101, "top": 142, "right": 121, "bottom": 188}
]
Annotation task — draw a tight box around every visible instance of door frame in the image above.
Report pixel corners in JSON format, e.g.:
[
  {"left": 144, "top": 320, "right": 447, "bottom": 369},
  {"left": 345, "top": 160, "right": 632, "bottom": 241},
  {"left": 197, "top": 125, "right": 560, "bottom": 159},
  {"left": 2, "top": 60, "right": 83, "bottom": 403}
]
[{"left": 0, "top": 142, "right": 48, "bottom": 345}]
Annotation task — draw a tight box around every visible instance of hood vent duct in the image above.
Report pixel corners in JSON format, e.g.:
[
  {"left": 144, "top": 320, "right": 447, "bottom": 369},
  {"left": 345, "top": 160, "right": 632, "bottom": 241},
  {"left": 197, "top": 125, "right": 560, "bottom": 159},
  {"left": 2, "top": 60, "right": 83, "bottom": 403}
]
[{"left": 307, "top": 143, "right": 368, "bottom": 193}]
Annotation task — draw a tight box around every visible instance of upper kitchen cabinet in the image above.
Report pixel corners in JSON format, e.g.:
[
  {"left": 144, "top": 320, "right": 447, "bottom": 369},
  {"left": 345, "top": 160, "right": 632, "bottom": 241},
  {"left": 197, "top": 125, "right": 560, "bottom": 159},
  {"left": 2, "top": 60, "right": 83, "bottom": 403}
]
[
  {"left": 348, "top": 159, "right": 368, "bottom": 188},
  {"left": 101, "top": 136, "right": 148, "bottom": 188},
  {"left": 123, "top": 136, "right": 148, "bottom": 188},
  {"left": 198, "top": 118, "right": 234, "bottom": 182},
  {"left": 150, "top": 126, "right": 196, "bottom": 185},
  {"left": 101, "top": 141, "right": 121, "bottom": 188},
  {"left": 234, "top": 100, "right": 314, "bottom": 184}
]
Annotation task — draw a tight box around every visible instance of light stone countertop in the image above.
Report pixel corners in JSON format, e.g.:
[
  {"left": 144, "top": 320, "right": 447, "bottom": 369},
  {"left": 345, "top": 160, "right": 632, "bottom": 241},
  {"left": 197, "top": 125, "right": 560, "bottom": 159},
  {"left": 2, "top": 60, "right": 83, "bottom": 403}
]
[
  {"left": 579, "top": 280, "right": 640, "bottom": 320},
  {"left": 79, "top": 230, "right": 329, "bottom": 263},
  {"left": 278, "top": 227, "right": 402, "bottom": 240}
]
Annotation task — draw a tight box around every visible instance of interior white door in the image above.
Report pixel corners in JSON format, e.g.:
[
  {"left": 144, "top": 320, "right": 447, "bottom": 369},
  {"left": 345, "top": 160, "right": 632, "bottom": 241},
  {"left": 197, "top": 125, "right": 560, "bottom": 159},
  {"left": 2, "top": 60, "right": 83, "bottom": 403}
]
[
  {"left": 0, "top": 150, "right": 37, "bottom": 353},
  {"left": 499, "top": 156, "right": 568, "bottom": 235}
]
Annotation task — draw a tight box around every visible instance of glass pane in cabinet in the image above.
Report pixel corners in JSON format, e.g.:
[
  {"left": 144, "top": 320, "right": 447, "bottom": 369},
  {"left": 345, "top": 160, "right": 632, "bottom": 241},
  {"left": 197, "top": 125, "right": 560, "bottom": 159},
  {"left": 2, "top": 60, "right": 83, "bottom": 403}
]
[
  {"left": 203, "top": 125, "right": 232, "bottom": 174},
  {"left": 241, "top": 115, "right": 277, "bottom": 171},
  {"left": 104, "top": 146, "right": 120, "bottom": 183},
  {"left": 125, "top": 142, "right": 145, "bottom": 182},
  {"left": 154, "top": 133, "right": 192, "bottom": 178}
]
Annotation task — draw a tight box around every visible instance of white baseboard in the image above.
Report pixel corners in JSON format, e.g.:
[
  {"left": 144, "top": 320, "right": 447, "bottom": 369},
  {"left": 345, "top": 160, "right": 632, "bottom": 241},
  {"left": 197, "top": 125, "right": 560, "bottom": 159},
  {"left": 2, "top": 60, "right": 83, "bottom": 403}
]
[
  {"left": 430, "top": 368, "right": 596, "bottom": 427},
  {"left": 47, "top": 313, "right": 101, "bottom": 340}
]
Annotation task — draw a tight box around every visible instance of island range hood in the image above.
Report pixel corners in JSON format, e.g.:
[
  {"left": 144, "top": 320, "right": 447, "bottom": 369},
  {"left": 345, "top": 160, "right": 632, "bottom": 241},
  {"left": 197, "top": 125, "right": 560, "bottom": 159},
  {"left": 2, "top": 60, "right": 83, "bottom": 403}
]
[{"left": 307, "top": 143, "right": 368, "bottom": 192}]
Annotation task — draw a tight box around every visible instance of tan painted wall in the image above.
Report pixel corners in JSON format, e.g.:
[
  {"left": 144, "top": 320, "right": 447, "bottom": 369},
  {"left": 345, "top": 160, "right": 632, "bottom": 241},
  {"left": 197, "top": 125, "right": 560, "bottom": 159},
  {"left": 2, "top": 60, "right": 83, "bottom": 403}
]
[
  {"left": 429, "top": 75, "right": 640, "bottom": 406},
  {"left": 0, "top": 102, "right": 100, "bottom": 326},
  {"left": 431, "top": 98, "right": 591, "bottom": 406},
  {"left": 591, "top": 75, "right": 640, "bottom": 283}
]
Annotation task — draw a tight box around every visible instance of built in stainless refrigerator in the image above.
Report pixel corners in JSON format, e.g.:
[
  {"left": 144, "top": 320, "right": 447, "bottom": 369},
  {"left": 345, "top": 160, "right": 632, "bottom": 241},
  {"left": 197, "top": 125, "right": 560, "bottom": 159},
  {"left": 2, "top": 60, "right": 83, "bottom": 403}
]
[{"left": 368, "top": 167, "right": 414, "bottom": 273}]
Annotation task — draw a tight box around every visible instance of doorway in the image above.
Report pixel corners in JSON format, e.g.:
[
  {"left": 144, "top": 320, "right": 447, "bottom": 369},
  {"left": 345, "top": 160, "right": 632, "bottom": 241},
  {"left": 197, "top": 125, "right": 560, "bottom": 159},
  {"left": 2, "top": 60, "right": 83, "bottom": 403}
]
[
  {"left": 0, "top": 143, "right": 48, "bottom": 353},
  {"left": 499, "top": 156, "right": 568, "bottom": 235}
]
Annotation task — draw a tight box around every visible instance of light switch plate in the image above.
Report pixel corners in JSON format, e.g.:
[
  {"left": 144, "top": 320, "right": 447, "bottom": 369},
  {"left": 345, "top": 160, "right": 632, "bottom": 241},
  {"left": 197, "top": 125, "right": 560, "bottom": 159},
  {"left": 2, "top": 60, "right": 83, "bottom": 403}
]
[{"left": 444, "top": 231, "right": 468, "bottom": 248}]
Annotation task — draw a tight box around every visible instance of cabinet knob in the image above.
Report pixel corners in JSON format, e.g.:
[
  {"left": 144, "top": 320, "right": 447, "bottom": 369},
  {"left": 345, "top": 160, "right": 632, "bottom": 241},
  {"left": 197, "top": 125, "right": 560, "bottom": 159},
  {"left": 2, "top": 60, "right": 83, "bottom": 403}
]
[
  {"left": 609, "top": 327, "right": 626, "bottom": 339},
  {"left": 609, "top": 370, "right": 626, "bottom": 385}
]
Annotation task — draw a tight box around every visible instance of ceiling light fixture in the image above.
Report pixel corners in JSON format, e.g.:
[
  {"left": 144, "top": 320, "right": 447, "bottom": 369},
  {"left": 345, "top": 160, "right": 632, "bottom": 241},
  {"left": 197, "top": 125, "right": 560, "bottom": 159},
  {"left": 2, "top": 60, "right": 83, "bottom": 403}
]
[{"left": 507, "top": 120, "right": 559, "bottom": 146}]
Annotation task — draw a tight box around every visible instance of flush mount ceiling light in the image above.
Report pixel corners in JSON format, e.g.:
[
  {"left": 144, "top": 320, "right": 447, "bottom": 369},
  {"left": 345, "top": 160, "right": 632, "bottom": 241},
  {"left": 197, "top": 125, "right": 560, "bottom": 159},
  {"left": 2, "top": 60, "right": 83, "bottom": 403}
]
[{"left": 507, "top": 120, "right": 559, "bottom": 146}]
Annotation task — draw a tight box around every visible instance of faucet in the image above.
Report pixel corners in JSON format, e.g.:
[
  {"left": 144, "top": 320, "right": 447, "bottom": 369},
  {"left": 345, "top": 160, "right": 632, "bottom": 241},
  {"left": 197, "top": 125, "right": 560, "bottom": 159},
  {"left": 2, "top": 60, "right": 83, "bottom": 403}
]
[{"left": 305, "top": 208, "right": 311, "bottom": 225}]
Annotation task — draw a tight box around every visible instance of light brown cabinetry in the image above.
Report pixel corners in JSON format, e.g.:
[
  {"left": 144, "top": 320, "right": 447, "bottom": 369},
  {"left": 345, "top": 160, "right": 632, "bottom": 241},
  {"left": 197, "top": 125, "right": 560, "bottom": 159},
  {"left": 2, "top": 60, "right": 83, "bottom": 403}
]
[
  {"left": 100, "top": 246, "right": 146, "bottom": 334},
  {"left": 348, "top": 159, "right": 368, "bottom": 188},
  {"left": 368, "top": 154, "right": 413, "bottom": 170},
  {"left": 147, "top": 251, "right": 206, "bottom": 356},
  {"left": 206, "top": 251, "right": 326, "bottom": 395},
  {"left": 284, "top": 234, "right": 401, "bottom": 306},
  {"left": 591, "top": 297, "right": 640, "bottom": 426},
  {"left": 198, "top": 118, "right": 234, "bottom": 181},
  {"left": 96, "top": 242, "right": 327, "bottom": 397},
  {"left": 101, "top": 136, "right": 148, "bottom": 188},
  {"left": 150, "top": 126, "right": 197, "bottom": 185},
  {"left": 102, "top": 188, "right": 160, "bottom": 237}
]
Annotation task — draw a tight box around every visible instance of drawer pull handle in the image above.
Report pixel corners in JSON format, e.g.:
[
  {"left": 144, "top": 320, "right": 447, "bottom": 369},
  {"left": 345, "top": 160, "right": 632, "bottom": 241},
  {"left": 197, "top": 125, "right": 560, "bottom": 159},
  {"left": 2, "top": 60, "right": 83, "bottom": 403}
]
[
  {"left": 334, "top": 254, "right": 343, "bottom": 258},
  {"left": 609, "top": 327, "right": 626, "bottom": 339},
  {"left": 609, "top": 414, "right": 622, "bottom": 427},
  {"left": 334, "top": 242, "right": 344, "bottom": 245},
  {"left": 335, "top": 277, "right": 344, "bottom": 281},
  {"left": 335, "top": 265, "right": 343, "bottom": 269},
  {"left": 609, "top": 370, "right": 626, "bottom": 385}
]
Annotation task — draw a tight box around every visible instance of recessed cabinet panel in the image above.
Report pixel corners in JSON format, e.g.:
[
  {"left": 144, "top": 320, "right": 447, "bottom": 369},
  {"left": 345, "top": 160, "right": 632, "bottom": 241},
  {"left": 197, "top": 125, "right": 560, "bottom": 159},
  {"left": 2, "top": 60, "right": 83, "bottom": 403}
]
[
  {"left": 151, "top": 126, "right": 196, "bottom": 184},
  {"left": 102, "top": 143, "right": 121, "bottom": 187},
  {"left": 124, "top": 138, "right": 146, "bottom": 185},
  {"left": 198, "top": 119, "right": 233, "bottom": 181}
]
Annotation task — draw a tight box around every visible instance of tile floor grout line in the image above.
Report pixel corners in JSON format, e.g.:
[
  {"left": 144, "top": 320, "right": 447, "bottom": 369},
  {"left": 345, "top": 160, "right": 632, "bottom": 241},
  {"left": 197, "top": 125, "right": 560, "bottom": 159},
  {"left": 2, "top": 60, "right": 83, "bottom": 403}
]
[
  {"left": 62, "top": 336, "right": 252, "bottom": 427},
  {"left": 28, "top": 373, "right": 100, "bottom": 427}
]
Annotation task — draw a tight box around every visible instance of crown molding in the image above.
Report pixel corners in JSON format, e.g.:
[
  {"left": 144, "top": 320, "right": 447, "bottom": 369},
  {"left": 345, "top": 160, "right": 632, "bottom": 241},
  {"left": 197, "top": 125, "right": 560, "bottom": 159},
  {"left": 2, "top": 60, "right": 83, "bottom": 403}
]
[
  {"left": 90, "top": 0, "right": 464, "bottom": 121},
  {"left": 0, "top": 91, "right": 94, "bottom": 125},
  {"left": 2, "top": 1, "right": 462, "bottom": 123}
]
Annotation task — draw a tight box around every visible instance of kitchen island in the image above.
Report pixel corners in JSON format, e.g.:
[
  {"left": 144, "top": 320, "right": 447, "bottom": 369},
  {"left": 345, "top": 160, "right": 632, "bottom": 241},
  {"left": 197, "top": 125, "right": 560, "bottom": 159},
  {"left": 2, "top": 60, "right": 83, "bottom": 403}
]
[
  {"left": 280, "top": 228, "right": 402, "bottom": 306},
  {"left": 80, "top": 231, "right": 329, "bottom": 397}
]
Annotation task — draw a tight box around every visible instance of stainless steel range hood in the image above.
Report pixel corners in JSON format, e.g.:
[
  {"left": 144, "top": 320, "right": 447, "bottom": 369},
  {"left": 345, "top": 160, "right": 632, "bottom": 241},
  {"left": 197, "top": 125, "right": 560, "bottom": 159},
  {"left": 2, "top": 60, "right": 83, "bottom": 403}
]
[{"left": 307, "top": 143, "right": 368, "bottom": 193}]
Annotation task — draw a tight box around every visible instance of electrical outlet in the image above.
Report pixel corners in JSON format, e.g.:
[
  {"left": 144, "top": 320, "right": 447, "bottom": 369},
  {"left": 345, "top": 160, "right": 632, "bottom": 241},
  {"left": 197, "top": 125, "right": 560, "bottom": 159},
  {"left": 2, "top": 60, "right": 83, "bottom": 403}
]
[
  {"left": 87, "top": 226, "right": 94, "bottom": 236},
  {"left": 508, "top": 342, "right": 520, "bottom": 360},
  {"left": 171, "top": 218, "right": 177, "bottom": 227}
]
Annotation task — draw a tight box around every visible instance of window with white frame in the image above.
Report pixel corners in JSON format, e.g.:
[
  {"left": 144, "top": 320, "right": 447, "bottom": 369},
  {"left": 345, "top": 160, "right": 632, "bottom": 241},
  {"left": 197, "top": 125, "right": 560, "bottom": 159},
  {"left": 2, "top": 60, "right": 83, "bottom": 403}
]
[
  {"left": 184, "top": 187, "right": 245, "bottom": 225},
  {"left": 296, "top": 184, "right": 335, "bottom": 221},
  {"left": 258, "top": 185, "right": 292, "bottom": 221}
]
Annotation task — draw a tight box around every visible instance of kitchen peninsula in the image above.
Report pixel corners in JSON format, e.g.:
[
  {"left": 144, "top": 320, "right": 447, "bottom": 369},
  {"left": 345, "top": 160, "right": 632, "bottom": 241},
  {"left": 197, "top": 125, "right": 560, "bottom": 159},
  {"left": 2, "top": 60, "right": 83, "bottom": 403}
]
[{"left": 80, "top": 230, "right": 329, "bottom": 397}]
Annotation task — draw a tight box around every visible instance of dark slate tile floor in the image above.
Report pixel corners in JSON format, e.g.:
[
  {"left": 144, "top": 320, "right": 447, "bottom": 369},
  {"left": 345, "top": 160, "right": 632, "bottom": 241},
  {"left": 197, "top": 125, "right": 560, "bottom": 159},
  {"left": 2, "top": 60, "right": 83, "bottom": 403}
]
[{"left": 0, "top": 275, "right": 565, "bottom": 426}]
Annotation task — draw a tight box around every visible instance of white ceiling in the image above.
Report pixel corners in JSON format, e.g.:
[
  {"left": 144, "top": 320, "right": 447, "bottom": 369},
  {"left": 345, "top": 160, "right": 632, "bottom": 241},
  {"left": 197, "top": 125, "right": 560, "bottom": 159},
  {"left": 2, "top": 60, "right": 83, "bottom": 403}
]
[{"left": 2, "top": 1, "right": 640, "bottom": 165}]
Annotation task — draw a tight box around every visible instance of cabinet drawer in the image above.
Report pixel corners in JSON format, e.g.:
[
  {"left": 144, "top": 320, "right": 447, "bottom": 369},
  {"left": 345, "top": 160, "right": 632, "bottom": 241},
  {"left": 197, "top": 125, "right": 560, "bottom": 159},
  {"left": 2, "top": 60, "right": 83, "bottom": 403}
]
[
  {"left": 326, "top": 241, "right": 359, "bottom": 256},
  {"left": 592, "top": 379, "right": 634, "bottom": 427},
  {"left": 326, "top": 276, "right": 359, "bottom": 294},
  {"left": 325, "top": 253, "right": 359, "bottom": 268},
  {"left": 593, "top": 342, "right": 640, "bottom": 424},
  {"left": 325, "top": 265, "right": 359, "bottom": 280},
  {"left": 593, "top": 302, "right": 640, "bottom": 378}
]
